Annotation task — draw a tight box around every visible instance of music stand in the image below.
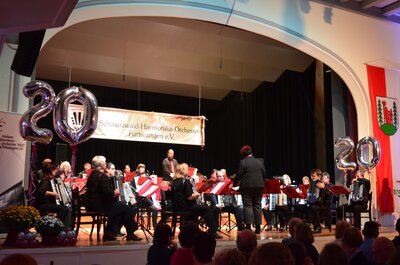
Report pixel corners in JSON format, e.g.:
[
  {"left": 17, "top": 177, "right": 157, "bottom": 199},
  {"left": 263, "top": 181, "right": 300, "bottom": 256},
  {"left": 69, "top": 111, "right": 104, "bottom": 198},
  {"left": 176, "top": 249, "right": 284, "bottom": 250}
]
[
  {"left": 261, "top": 179, "right": 281, "bottom": 232},
  {"left": 135, "top": 196, "right": 154, "bottom": 242},
  {"left": 329, "top": 185, "right": 350, "bottom": 220},
  {"left": 282, "top": 186, "right": 303, "bottom": 199}
]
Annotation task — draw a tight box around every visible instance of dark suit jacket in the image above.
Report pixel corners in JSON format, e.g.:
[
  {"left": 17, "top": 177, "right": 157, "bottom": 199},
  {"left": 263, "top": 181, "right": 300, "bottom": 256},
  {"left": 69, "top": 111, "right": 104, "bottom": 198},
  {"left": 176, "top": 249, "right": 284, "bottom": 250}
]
[
  {"left": 161, "top": 158, "right": 178, "bottom": 181},
  {"left": 85, "top": 169, "right": 116, "bottom": 213},
  {"left": 235, "top": 156, "right": 266, "bottom": 191}
]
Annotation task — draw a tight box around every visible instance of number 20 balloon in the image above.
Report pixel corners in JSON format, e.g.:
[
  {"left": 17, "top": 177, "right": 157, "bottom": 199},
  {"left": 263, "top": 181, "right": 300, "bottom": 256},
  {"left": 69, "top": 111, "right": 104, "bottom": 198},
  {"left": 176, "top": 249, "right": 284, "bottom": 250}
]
[
  {"left": 19, "top": 81, "right": 56, "bottom": 144},
  {"left": 334, "top": 137, "right": 357, "bottom": 171},
  {"left": 53, "top": 86, "right": 98, "bottom": 145}
]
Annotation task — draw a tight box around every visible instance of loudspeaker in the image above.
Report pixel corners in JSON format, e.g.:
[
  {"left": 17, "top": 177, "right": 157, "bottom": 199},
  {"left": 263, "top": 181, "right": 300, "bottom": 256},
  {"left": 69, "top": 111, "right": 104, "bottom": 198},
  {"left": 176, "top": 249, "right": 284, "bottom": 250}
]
[
  {"left": 11, "top": 30, "right": 45, "bottom": 77},
  {"left": 55, "top": 143, "right": 69, "bottom": 164}
]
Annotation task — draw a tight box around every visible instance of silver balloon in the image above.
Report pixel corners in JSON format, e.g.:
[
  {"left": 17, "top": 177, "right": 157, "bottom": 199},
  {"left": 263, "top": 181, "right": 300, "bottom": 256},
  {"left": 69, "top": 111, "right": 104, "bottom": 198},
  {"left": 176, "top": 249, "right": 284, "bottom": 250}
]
[
  {"left": 356, "top": 136, "right": 381, "bottom": 171},
  {"left": 19, "top": 81, "right": 56, "bottom": 144},
  {"left": 53, "top": 86, "right": 98, "bottom": 145},
  {"left": 334, "top": 137, "right": 357, "bottom": 171}
]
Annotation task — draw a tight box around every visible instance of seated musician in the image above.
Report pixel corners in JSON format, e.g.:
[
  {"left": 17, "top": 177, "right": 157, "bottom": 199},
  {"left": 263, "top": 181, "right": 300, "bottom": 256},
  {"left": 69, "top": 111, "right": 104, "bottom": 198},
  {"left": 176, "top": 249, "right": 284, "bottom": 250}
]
[
  {"left": 34, "top": 163, "right": 71, "bottom": 227},
  {"left": 294, "top": 176, "right": 310, "bottom": 220},
  {"left": 130, "top": 163, "right": 159, "bottom": 229},
  {"left": 123, "top": 164, "right": 135, "bottom": 183},
  {"left": 209, "top": 169, "right": 244, "bottom": 231},
  {"left": 336, "top": 170, "right": 371, "bottom": 229},
  {"left": 85, "top": 155, "right": 142, "bottom": 241},
  {"left": 262, "top": 195, "right": 276, "bottom": 231},
  {"left": 171, "top": 163, "right": 222, "bottom": 239},
  {"left": 308, "top": 168, "right": 331, "bottom": 233},
  {"left": 275, "top": 174, "right": 291, "bottom": 231},
  {"left": 60, "top": 161, "right": 73, "bottom": 178},
  {"left": 77, "top": 162, "right": 91, "bottom": 179}
]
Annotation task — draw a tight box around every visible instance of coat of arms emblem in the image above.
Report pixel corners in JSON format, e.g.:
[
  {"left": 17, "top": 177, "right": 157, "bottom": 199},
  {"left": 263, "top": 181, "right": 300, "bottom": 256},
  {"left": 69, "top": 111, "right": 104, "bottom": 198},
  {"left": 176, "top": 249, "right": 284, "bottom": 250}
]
[{"left": 376, "top": 96, "right": 398, "bottom": 135}]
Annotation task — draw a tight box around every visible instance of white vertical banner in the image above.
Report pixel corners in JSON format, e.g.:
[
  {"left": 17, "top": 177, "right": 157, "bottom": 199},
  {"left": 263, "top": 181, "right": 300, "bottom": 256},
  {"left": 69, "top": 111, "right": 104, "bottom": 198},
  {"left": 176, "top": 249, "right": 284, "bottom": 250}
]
[
  {"left": 0, "top": 111, "right": 27, "bottom": 194},
  {"left": 68, "top": 105, "right": 206, "bottom": 146}
]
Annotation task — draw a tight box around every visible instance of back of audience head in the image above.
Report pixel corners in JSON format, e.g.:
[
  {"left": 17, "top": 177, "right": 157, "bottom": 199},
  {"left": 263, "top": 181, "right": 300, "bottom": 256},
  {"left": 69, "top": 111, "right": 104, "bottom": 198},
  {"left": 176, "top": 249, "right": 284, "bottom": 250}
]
[
  {"left": 387, "top": 245, "right": 400, "bottom": 265},
  {"left": 318, "top": 243, "right": 348, "bottom": 265},
  {"left": 236, "top": 229, "right": 257, "bottom": 256},
  {"left": 287, "top": 241, "right": 307, "bottom": 265},
  {"left": 335, "top": 220, "right": 351, "bottom": 240},
  {"left": 372, "top": 237, "right": 395, "bottom": 265},
  {"left": 192, "top": 231, "right": 216, "bottom": 264},
  {"left": 362, "top": 221, "right": 379, "bottom": 239},
  {"left": 342, "top": 227, "right": 363, "bottom": 250},
  {"left": 179, "top": 222, "right": 200, "bottom": 248},
  {"left": 294, "top": 222, "right": 314, "bottom": 244},
  {"left": 287, "top": 217, "right": 302, "bottom": 237},
  {"left": 249, "top": 242, "right": 294, "bottom": 265},
  {"left": 0, "top": 254, "right": 38, "bottom": 265},
  {"left": 213, "top": 249, "right": 246, "bottom": 265},
  {"left": 153, "top": 223, "right": 172, "bottom": 247}
]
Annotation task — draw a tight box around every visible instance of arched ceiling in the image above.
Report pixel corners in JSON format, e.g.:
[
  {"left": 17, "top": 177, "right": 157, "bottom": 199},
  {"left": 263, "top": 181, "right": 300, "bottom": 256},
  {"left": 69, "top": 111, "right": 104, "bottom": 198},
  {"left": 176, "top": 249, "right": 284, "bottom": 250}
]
[{"left": 36, "top": 16, "right": 314, "bottom": 100}]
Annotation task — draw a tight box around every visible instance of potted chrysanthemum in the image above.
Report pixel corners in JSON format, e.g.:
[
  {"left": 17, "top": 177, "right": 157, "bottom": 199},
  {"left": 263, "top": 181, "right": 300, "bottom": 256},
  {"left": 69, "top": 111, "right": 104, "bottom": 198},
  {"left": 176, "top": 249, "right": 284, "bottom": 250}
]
[
  {"left": 34, "top": 215, "right": 65, "bottom": 245},
  {"left": 0, "top": 205, "right": 41, "bottom": 246}
]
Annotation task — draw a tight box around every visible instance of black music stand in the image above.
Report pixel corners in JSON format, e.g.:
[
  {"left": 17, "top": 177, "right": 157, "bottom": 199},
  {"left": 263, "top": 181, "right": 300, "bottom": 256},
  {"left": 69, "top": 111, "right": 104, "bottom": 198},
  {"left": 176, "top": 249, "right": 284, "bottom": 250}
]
[
  {"left": 329, "top": 185, "right": 350, "bottom": 221},
  {"left": 135, "top": 196, "right": 154, "bottom": 242},
  {"left": 261, "top": 179, "right": 281, "bottom": 232}
]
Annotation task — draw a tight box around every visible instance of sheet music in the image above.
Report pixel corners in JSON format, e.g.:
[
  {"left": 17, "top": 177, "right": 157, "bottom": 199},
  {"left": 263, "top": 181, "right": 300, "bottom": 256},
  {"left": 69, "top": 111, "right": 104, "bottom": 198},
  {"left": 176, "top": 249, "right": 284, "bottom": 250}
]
[
  {"left": 141, "top": 185, "right": 159, "bottom": 198},
  {"left": 210, "top": 181, "right": 225, "bottom": 194}
]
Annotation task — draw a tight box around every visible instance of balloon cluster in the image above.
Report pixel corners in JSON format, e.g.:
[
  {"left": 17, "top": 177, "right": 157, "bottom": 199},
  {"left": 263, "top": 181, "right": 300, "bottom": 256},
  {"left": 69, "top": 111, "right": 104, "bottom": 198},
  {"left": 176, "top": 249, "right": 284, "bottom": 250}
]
[
  {"left": 335, "top": 136, "right": 381, "bottom": 172},
  {"left": 56, "top": 229, "right": 77, "bottom": 246},
  {"left": 19, "top": 81, "right": 98, "bottom": 146},
  {"left": 16, "top": 231, "right": 39, "bottom": 248}
]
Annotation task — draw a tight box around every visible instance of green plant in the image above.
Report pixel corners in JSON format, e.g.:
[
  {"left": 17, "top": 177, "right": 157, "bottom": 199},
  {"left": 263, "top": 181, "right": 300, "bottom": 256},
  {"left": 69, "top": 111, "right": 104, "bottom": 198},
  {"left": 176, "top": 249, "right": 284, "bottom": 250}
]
[
  {"left": 0, "top": 206, "right": 40, "bottom": 231},
  {"left": 34, "top": 215, "right": 64, "bottom": 236}
]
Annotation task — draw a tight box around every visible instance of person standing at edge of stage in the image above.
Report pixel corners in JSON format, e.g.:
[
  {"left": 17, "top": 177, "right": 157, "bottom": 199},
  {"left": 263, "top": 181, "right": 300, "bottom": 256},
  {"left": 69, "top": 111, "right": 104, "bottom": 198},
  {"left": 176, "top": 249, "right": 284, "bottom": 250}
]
[
  {"left": 161, "top": 149, "right": 178, "bottom": 181},
  {"left": 234, "top": 145, "right": 267, "bottom": 234}
]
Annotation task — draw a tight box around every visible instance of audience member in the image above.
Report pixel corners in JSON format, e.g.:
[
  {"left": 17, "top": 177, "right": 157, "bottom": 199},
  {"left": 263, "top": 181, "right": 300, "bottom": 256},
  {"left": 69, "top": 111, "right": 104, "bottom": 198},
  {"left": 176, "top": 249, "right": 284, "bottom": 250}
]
[
  {"left": 387, "top": 245, "right": 400, "bottom": 265},
  {"left": 372, "top": 237, "right": 395, "bottom": 265},
  {"left": 318, "top": 242, "right": 348, "bottom": 265},
  {"left": 147, "top": 223, "right": 177, "bottom": 265},
  {"left": 393, "top": 218, "right": 400, "bottom": 247},
  {"left": 213, "top": 249, "right": 246, "bottom": 265},
  {"left": 342, "top": 227, "right": 367, "bottom": 265},
  {"left": 360, "top": 221, "right": 379, "bottom": 265},
  {"left": 333, "top": 220, "right": 351, "bottom": 246},
  {"left": 236, "top": 229, "right": 257, "bottom": 263},
  {"left": 192, "top": 231, "right": 216, "bottom": 265},
  {"left": 287, "top": 241, "right": 311, "bottom": 265},
  {"left": 170, "top": 222, "right": 201, "bottom": 265},
  {"left": 0, "top": 254, "right": 38, "bottom": 265},
  {"left": 294, "top": 222, "right": 319, "bottom": 265},
  {"left": 282, "top": 217, "right": 302, "bottom": 246},
  {"left": 249, "top": 242, "right": 294, "bottom": 265}
]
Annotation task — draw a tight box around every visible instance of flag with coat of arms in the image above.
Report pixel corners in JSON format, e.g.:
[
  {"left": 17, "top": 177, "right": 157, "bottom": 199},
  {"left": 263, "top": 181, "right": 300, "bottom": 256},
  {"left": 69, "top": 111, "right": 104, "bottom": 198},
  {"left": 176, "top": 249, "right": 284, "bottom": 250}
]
[{"left": 367, "top": 65, "right": 400, "bottom": 213}]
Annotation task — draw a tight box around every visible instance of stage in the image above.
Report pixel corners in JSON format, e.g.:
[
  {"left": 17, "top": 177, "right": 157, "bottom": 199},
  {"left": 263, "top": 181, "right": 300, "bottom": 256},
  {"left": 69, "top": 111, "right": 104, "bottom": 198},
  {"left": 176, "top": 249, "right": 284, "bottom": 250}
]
[{"left": 0, "top": 221, "right": 397, "bottom": 265}]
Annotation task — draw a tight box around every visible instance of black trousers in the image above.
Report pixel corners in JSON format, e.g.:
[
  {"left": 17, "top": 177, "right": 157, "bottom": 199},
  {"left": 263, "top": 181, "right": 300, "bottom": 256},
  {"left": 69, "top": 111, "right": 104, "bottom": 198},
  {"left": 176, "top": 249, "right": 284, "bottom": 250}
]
[
  {"left": 36, "top": 203, "right": 71, "bottom": 227},
  {"left": 187, "top": 204, "right": 218, "bottom": 234},
  {"left": 107, "top": 202, "right": 137, "bottom": 235},
  {"left": 337, "top": 203, "right": 367, "bottom": 229},
  {"left": 310, "top": 204, "right": 330, "bottom": 228},
  {"left": 241, "top": 188, "right": 263, "bottom": 226}
]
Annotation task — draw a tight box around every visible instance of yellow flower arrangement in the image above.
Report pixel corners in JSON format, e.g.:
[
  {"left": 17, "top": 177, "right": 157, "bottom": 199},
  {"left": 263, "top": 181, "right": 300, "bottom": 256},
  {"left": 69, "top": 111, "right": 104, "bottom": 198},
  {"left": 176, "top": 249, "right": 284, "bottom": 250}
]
[{"left": 0, "top": 205, "right": 40, "bottom": 231}]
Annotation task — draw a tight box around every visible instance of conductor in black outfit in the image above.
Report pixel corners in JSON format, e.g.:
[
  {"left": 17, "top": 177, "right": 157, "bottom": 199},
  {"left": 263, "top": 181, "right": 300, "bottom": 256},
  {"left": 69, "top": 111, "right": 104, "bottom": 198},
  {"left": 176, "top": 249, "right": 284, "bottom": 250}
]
[
  {"left": 85, "top": 155, "right": 142, "bottom": 241},
  {"left": 234, "top": 145, "right": 266, "bottom": 234}
]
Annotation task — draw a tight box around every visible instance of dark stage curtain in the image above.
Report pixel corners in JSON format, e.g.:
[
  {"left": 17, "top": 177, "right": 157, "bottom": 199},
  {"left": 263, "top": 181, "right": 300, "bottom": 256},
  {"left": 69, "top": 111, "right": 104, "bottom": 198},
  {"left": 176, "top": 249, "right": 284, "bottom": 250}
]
[{"left": 36, "top": 62, "right": 317, "bottom": 182}]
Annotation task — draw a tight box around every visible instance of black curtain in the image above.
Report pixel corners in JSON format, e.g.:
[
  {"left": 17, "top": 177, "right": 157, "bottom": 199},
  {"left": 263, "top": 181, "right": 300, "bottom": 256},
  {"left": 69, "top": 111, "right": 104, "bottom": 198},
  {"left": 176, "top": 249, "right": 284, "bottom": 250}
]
[{"left": 36, "top": 62, "right": 316, "bottom": 182}]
